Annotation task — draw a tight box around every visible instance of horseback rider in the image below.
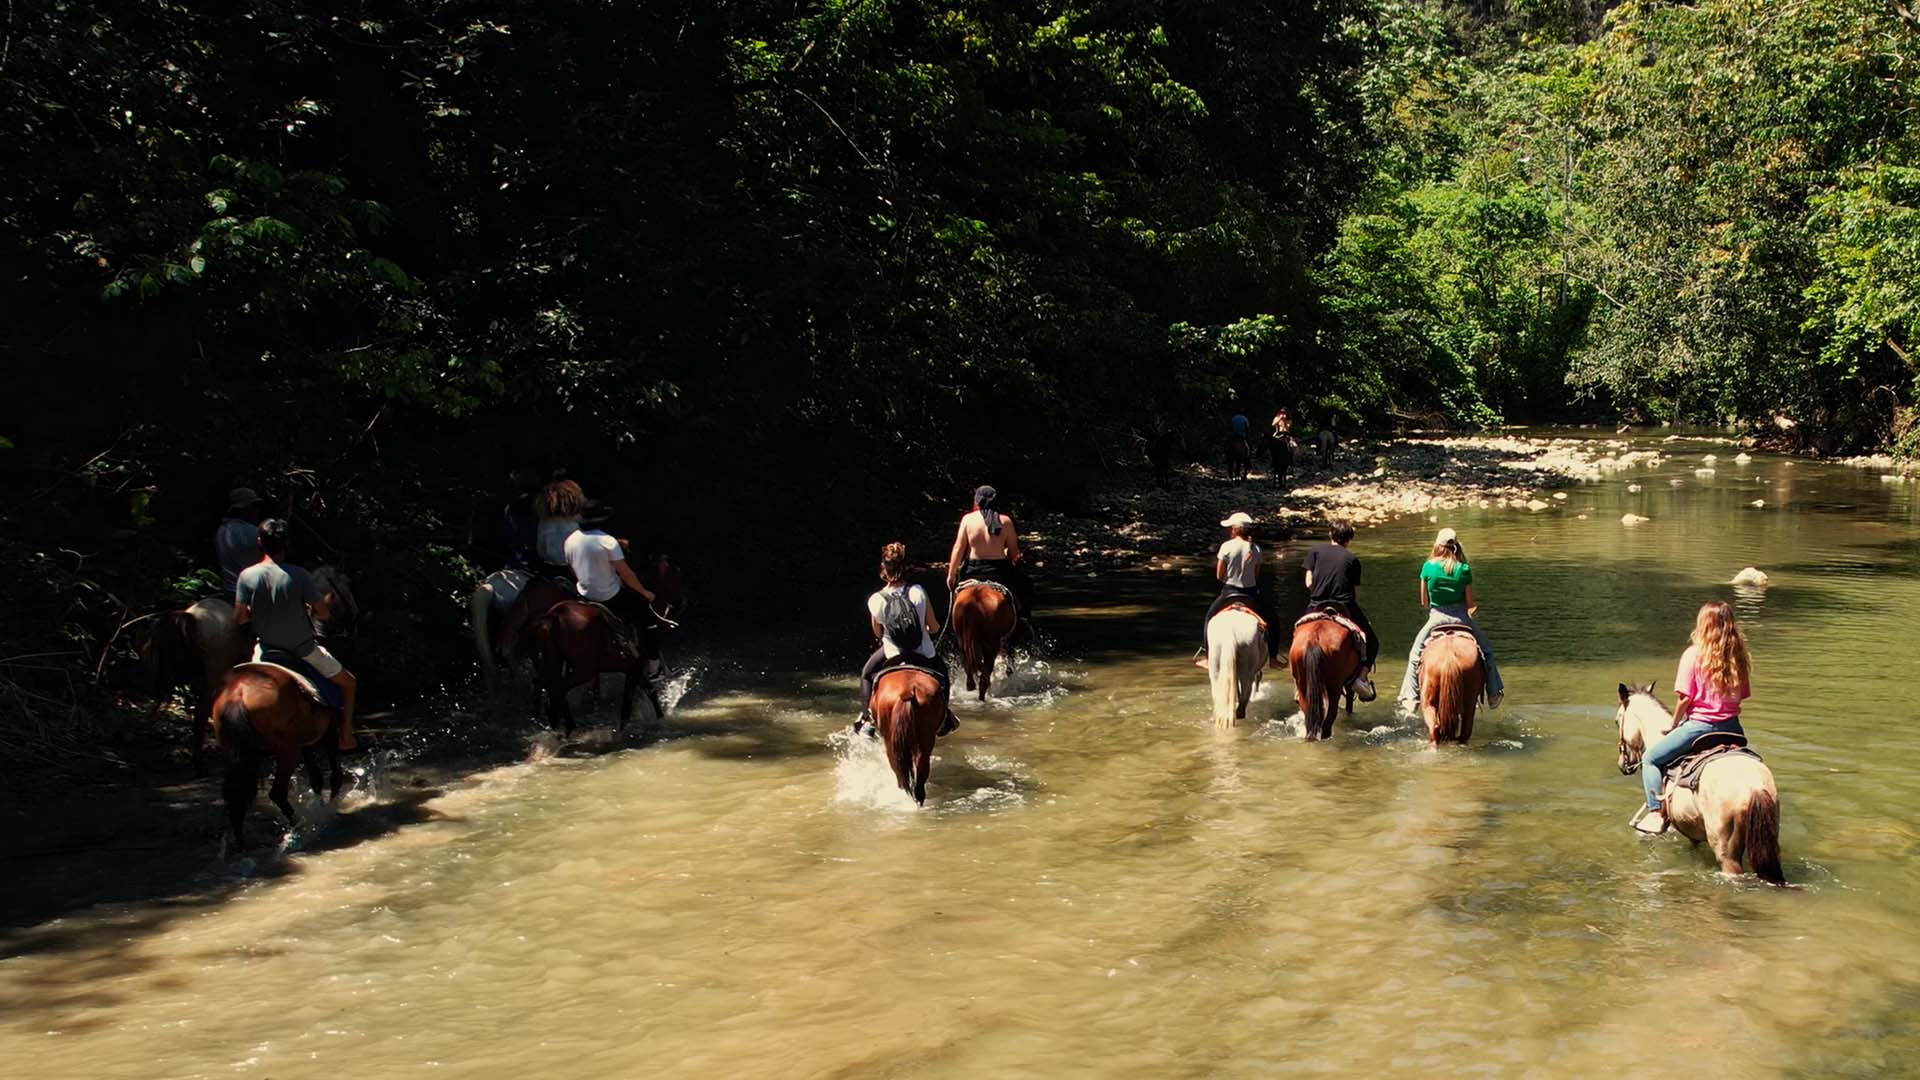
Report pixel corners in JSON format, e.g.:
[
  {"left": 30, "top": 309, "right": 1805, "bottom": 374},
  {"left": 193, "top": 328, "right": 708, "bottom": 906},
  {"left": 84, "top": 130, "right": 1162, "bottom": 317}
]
[
  {"left": 1301, "top": 519, "right": 1378, "bottom": 700},
  {"left": 234, "top": 519, "right": 358, "bottom": 751},
  {"left": 563, "top": 500, "right": 657, "bottom": 664},
  {"left": 1396, "top": 527, "right": 1505, "bottom": 711},
  {"left": 536, "top": 472, "right": 586, "bottom": 579},
  {"left": 1631, "top": 601, "right": 1752, "bottom": 835},
  {"left": 1196, "top": 511, "right": 1281, "bottom": 666},
  {"left": 945, "top": 485, "right": 1034, "bottom": 635},
  {"left": 859, "top": 542, "right": 958, "bottom": 737},
  {"left": 215, "top": 487, "right": 267, "bottom": 598}
]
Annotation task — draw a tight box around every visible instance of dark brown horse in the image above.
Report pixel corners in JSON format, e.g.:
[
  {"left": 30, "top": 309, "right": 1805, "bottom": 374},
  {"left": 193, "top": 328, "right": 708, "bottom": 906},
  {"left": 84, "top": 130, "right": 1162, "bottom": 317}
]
[
  {"left": 1419, "top": 628, "right": 1484, "bottom": 745},
  {"left": 527, "top": 560, "right": 687, "bottom": 736},
  {"left": 870, "top": 667, "right": 946, "bottom": 805},
  {"left": 1225, "top": 435, "right": 1252, "bottom": 481},
  {"left": 211, "top": 664, "right": 345, "bottom": 845},
  {"left": 1288, "top": 616, "right": 1362, "bottom": 741},
  {"left": 951, "top": 582, "right": 1017, "bottom": 700}
]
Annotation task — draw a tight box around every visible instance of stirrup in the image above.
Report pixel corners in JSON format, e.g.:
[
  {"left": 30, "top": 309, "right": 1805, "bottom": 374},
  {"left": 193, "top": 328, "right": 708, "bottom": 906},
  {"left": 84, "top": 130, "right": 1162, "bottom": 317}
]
[
  {"left": 937, "top": 712, "right": 959, "bottom": 737},
  {"left": 1351, "top": 674, "right": 1377, "bottom": 702},
  {"left": 1629, "top": 805, "right": 1668, "bottom": 835}
]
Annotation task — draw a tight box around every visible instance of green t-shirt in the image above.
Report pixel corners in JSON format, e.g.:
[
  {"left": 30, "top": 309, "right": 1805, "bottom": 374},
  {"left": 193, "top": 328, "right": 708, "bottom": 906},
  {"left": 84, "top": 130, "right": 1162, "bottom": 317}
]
[{"left": 1420, "top": 557, "right": 1472, "bottom": 608}]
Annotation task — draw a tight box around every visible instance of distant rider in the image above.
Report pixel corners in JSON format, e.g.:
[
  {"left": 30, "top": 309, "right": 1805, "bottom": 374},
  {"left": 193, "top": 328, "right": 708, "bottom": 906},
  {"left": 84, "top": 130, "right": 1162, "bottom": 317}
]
[
  {"left": 501, "top": 469, "right": 542, "bottom": 572},
  {"left": 1396, "top": 527, "right": 1505, "bottom": 711},
  {"left": 860, "top": 542, "right": 957, "bottom": 737},
  {"left": 234, "top": 519, "right": 359, "bottom": 751},
  {"left": 1301, "top": 519, "right": 1378, "bottom": 700},
  {"left": 1196, "top": 511, "right": 1281, "bottom": 666},
  {"left": 214, "top": 487, "right": 266, "bottom": 598},
  {"left": 945, "top": 485, "right": 1034, "bottom": 636},
  {"left": 1631, "top": 601, "right": 1751, "bottom": 835},
  {"left": 563, "top": 500, "right": 657, "bottom": 664}
]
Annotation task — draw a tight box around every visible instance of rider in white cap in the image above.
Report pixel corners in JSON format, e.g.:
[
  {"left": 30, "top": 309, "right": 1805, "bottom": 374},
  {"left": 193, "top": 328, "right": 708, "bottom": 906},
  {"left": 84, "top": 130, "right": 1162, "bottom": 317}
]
[{"left": 1195, "top": 511, "right": 1281, "bottom": 666}]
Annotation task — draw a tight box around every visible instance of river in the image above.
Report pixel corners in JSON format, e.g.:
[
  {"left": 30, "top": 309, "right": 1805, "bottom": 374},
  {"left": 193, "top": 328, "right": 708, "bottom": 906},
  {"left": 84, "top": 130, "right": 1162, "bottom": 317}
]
[{"left": 4, "top": 435, "right": 1919, "bottom": 1077}]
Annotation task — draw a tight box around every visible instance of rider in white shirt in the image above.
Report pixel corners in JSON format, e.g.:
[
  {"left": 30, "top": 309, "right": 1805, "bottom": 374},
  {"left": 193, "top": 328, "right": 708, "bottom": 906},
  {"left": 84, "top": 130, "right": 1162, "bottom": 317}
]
[{"left": 563, "top": 501, "right": 656, "bottom": 658}]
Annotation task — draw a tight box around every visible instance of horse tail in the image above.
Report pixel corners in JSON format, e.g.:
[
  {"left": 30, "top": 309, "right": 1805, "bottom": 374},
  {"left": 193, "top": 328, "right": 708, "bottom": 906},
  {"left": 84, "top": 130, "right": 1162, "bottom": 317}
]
[
  {"left": 1208, "top": 629, "right": 1236, "bottom": 725},
  {"left": 1745, "top": 787, "right": 1785, "bottom": 885},
  {"left": 1422, "top": 640, "right": 1469, "bottom": 740},
  {"left": 1300, "top": 641, "right": 1326, "bottom": 737},
  {"left": 215, "top": 694, "right": 258, "bottom": 763},
  {"left": 888, "top": 696, "right": 920, "bottom": 802}
]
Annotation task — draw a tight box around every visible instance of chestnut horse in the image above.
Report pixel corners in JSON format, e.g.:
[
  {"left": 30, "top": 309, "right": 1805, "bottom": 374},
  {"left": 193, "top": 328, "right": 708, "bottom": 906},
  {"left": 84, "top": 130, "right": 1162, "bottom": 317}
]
[
  {"left": 951, "top": 582, "right": 1016, "bottom": 700},
  {"left": 870, "top": 667, "right": 946, "bottom": 805},
  {"left": 211, "top": 664, "right": 346, "bottom": 845},
  {"left": 1288, "top": 616, "right": 1362, "bottom": 741},
  {"left": 526, "top": 562, "right": 686, "bottom": 736},
  {"left": 1419, "top": 628, "right": 1485, "bottom": 745}
]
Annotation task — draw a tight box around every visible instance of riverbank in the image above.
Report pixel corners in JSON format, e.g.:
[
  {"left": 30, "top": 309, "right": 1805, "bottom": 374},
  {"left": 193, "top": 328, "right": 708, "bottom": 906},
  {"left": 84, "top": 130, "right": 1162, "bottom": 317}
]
[{"left": 1028, "top": 433, "right": 1662, "bottom": 569}]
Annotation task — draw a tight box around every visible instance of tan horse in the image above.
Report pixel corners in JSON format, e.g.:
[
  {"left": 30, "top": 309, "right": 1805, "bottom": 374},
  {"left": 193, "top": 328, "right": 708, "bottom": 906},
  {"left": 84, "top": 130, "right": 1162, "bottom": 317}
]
[
  {"left": 871, "top": 667, "right": 946, "bottom": 805},
  {"left": 211, "top": 664, "right": 346, "bottom": 846},
  {"left": 1615, "top": 684, "right": 1785, "bottom": 884},
  {"left": 951, "top": 582, "right": 1016, "bottom": 700},
  {"left": 1419, "top": 628, "right": 1484, "bottom": 744},
  {"left": 1288, "top": 616, "right": 1360, "bottom": 741}
]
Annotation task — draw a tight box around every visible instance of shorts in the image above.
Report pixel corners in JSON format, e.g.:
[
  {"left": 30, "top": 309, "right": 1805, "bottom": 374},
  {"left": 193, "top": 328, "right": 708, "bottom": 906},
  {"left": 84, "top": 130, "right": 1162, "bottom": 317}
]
[{"left": 254, "top": 641, "right": 343, "bottom": 679}]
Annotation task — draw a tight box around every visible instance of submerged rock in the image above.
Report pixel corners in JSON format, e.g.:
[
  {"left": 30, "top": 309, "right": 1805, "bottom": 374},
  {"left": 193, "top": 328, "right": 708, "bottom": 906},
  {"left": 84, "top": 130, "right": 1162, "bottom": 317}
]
[
  {"left": 1621, "top": 513, "right": 1650, "bottom": 526},
  {"left": 1731, "top": 567, "right": 1770, "bottom": 587}
]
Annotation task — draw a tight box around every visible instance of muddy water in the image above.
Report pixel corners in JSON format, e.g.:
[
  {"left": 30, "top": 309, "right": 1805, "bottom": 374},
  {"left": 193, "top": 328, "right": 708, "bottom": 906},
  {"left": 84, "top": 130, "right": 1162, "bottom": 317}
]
[{"left": 5, "top": 437, "right": 1920, "bottom": 1078}]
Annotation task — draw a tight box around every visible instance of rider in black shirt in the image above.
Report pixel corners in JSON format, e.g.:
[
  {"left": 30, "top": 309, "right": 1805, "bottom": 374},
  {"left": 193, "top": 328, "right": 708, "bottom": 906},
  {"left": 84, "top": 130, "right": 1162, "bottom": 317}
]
[{"left": 1301, "top": 519, "right": 1378, "bottom": 700}]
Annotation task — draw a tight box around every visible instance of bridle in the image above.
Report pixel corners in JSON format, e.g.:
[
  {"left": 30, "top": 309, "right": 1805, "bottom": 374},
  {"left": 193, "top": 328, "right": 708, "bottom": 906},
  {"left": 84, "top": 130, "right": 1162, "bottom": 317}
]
[{"left": 1616, "top": 699, "right": 1646, "bottom": 775}]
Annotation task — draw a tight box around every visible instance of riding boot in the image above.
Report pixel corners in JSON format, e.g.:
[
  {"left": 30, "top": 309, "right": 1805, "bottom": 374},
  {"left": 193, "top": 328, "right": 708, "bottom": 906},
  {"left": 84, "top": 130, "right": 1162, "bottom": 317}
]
[
  {"left": 1630, "top": 805, "right": 1669, "bottom": 835},
  {"left": 1351, "top": 670, "right": 1377, "bottom": 702},
  {"left": 938, "top": 709, "right": 959, "bottom": 737}
]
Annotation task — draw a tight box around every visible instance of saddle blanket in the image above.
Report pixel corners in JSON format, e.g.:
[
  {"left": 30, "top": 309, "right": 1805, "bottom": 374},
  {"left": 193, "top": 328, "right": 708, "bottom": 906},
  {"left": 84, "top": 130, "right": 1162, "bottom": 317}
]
[
  {"left": 875, "top": 660, "right": 952, "bottom": 694},
  {"left": 956, "top": 579, "right": 1014, "bottom": 605},
  {"left": 242, "top": 658, "right": 344, "bottom": 709},
  {"left": 1214, "top": 602, "right": 1268, "bottom": 631},
  {"left": 1294, "top": 609, "right": 1366, "bottom": 644}
]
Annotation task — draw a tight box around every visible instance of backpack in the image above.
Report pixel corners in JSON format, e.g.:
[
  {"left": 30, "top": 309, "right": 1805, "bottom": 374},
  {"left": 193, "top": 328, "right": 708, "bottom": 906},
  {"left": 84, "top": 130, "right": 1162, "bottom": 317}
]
[{"left": 879, "top": 588, "right": 922, "bottom": 647}]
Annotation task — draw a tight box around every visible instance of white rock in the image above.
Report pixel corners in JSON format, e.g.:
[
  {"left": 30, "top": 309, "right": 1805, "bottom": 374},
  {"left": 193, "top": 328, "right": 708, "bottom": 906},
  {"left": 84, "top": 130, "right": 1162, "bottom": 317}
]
[
  {"left": 1735, "top": 453, "right": 1753, "bottom": 464},
  {"left": 1695, "top": 468, "right": 1716, "bottom": 477},
  {"left": 1750, "top": 499, "right": 1765, "bottom": 508},
  {"left": 1621, "top": 514, "right": 1650, "bottom": 525},
  {"left": 1731, "top": 567, "right": 1770, "bottom": 587},
  {"left": 1552, "top": 492, "right": 1569, "bottom": 501},
  {"left": 1881, "top": 474, "right": 1904, "bottom": 483},
  {"left": 1627, "top": 483, "right": 1643, "bottom": 493},
  {"left": 1702, "top": 454, "right": 1718, "bottom": 464},
  {"left": 1577, "top": 513, "right": 1589, "bottom": 520},
  {"left": 1526, "top": 499, "right": 1549, "bottom": 511},
  {"left": 1669, "top": 479, "right": 1686, "bottom": 487},
  {"left": 1478, "top": 500, "right": 1491, "bottom": 509}
]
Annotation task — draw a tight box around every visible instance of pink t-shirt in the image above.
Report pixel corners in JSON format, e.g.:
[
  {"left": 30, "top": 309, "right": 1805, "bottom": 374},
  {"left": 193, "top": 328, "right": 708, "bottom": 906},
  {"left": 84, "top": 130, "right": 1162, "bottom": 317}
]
[{"left": 1674, "top": 644, "right": 1749, "bottom": 725}]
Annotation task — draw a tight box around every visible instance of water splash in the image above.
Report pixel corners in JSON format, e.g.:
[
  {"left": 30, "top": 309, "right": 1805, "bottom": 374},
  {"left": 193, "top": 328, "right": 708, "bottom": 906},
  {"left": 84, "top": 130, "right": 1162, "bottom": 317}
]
[{"left": 827, "top": 726, "right": 922, "bottom": 813}]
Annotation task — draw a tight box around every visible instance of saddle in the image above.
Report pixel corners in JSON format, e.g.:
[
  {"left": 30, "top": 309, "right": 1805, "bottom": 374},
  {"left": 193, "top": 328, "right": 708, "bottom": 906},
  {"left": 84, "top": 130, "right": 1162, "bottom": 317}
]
[
  {"left": 1213, "top": 602, "right": 1268, "bottom": 631},
  {"left": 875, "top": 658, "right": 951, "bottom": 695},
  {"left": 1665, "top": 732, "right": 1759, "bottom": 795},
  {"left": 1293, "top": 606, "right": 1365, "bottom": 645},
  {"left": 246, "top": 652, "right": 344, "bottom": 709}
]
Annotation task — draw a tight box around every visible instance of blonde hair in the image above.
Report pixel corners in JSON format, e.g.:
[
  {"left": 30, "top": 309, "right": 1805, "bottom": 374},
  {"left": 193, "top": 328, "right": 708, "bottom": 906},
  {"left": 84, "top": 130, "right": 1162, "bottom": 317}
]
[
  {"left": 879, "top": 542, "right": 908, "bottom": 585},
  {"left": 541, "top": 478, "right": 585, "bottom": 519},
  {"left": 1690, "top": 601, "right": 1750, "bottom": 695},
  {"left": 1430, "top": 536, "right": 1465, "bottom": 574}
]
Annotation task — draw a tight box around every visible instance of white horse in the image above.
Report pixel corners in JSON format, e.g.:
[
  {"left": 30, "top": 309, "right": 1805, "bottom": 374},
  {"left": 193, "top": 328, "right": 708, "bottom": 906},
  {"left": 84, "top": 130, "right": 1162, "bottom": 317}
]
[
  {"left": 1208, "top": 607, "right": 1266, "bottom": 730},
  {"left": 1615, "top": 684, "right": 1785, "bottom": 883},
  {"left": 469, "top": 568, "right": 531, "bottom": 680}
]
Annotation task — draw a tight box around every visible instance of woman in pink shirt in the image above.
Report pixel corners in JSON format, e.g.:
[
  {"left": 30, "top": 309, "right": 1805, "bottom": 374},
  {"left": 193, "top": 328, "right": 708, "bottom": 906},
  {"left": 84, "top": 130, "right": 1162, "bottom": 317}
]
[{"left": 1637, "top": 601, "right": 1751, "bottom": 832}]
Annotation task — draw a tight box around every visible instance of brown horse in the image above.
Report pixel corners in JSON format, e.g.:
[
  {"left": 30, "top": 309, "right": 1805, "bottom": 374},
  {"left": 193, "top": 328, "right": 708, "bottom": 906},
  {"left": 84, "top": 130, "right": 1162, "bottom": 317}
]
[
  {"left": 527, "top": 561, "right": 687, "bottom": 736},
  {"left": 211, "top": 664, "right": 345, "bottom": 845},
  {"left": 1225, "top": 435, "right": 1252, "bottom": 481},
  {"left": 1419, "top": 628, "right": 1484, "bottom": 745},
  {"left": 870, "top": 667, "right": 946, "bottom": 805},
  {"left": 951, "top": 582, "right": 1017, "bottom": 700},
  {"left": 144, "top": 598, "right": 250, "bottom": 772},
  {"left": 1288, "top": 616, "right": 1362, "bottom": 741}
]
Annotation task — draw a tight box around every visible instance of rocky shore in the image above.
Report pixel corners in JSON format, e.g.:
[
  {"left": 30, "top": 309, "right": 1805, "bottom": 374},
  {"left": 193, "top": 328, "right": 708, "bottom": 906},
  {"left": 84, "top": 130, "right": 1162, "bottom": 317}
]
[{"left": 1026, "top": 434, "right": 1664, "bottom": 571}]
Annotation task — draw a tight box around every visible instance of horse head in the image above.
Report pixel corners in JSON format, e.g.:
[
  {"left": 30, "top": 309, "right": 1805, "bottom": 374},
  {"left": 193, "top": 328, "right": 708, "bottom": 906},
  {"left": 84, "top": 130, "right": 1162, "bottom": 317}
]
[
  {"left": 643, "top": 555, "right": 687, "bottom": 618},
  {"left": 311, "top": 565, "right": 360, "bottom": 639},
  {"left": 1614, "top": 682, "right": 1663, "bottom": 774}
]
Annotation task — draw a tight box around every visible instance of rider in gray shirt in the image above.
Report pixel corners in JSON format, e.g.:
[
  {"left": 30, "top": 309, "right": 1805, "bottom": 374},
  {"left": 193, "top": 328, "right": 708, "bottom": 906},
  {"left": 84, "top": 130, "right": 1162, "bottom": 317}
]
[{"left": 234, "top": 519, "right": 358, "bottom": 750}]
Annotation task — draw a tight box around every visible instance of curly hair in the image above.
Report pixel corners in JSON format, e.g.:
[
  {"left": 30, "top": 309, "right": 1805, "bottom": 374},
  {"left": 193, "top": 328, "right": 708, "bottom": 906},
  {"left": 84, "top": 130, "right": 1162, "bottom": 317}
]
[
  {"left": 541, "top": 478, "right": 585, "bottom": 519},
  {"left": 879, "top": 542, "right": 909, "bottom": 584},
  {"left": 1690, "top": 600, "right": 1751, "bottom": 696}
]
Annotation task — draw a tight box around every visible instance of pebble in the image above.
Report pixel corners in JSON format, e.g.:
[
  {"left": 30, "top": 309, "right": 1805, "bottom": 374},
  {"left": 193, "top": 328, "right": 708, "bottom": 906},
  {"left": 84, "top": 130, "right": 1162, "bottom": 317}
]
[
  {"left": 1621, "top": 513, "right": 1650, "bottom": 525},
  {"left": 1626, "top": 483, "right": 1642, "bottom": 493},
  {"left": 1734, "top": 453, "right": 1753, "bottom": 464},
  {"left": 1750, "top": 499, "right": 1765, "bottom": 508},
  {"left": 1526, "top": 499, "right": 1549, "bottom": 511},
  {"left": 1552, "top": 492, "right": 1569, "bottom": 501},
  {"left": 1669, "top": 479, "right": 1686, "bottom": 487}
]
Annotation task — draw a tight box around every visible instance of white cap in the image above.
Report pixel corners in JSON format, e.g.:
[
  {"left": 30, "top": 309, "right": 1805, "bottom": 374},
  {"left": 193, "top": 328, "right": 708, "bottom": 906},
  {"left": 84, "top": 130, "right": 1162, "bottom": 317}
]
[
  {"left": 1220, "top": 511, "right": 1255, "bottom": 528},
  {"left": 1434, "top": 526, "right": 1458, "bottom": 545}
]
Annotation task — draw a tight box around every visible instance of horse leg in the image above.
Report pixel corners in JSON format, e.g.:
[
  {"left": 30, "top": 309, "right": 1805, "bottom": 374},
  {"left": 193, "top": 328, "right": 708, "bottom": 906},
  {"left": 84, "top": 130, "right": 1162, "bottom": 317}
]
[
  {"left": 268, "top": 753, "right": 299, "bottom": 828},
  {"left": 618, "top": 672, "right": 638, "bottom": 732},
  {"left": 223, "top": 754, "right": 257, "bottom": 846},
  {"left": 302, "top": 746, "right": 325, "bottom": 798},
  {"left": 978, "top": 645, "right": 994, "bottom": 702},
  {"left": 913, "top": 740, "right": 931, "bottom": 806},
  {"left": 190, "top": 698, "right": 211, "bottom": 776}
]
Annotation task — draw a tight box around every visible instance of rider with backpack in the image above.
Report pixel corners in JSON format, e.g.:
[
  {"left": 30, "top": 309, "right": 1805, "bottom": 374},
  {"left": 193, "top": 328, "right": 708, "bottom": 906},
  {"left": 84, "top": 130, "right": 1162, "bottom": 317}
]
[{"left": 860, "top": 542, "right": 957, "bottom": 737}]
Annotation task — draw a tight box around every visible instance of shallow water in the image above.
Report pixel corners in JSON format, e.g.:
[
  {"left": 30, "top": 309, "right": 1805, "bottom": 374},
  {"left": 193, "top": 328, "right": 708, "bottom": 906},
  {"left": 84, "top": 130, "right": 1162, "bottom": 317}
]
[{"left": 5, "top": 436, "right": 1920, "bottom": 1077}]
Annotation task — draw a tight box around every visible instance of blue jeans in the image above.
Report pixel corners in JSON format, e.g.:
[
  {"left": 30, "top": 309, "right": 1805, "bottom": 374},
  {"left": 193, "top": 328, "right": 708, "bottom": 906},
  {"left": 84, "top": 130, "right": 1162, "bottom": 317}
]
[
  {"left": 1396, "top": 604, "right": 1503, "bottom": 703},
  {"left": 1642, "top": 718, "right": 1745, "bottom": 810}
]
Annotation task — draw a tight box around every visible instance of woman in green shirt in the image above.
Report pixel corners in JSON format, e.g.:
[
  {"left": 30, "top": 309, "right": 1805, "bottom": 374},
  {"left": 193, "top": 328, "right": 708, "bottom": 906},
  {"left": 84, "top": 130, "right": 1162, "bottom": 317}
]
[{"left": 1395, "top": 528, "right": 1505, "bottom": 710}]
